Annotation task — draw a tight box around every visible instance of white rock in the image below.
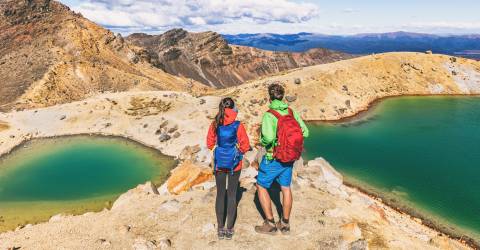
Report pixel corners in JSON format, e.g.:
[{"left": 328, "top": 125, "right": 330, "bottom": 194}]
[
  {"left": 195, "top": 146, "right": 213, "bottom": 167},
  {"left": 158, "top": 238, "right": 172, "bottom": 249},
  {"left": 240, "top": 177, "right": 257, "bottom": 190},
  {"left": 139, "top": 181, "right": 160, "bottom": 195},
  {"left": 350, "top": 193, "right": 374, "bottom": 207},
  {"left": 243, "top": 148, "right": 258, "bottom": 166},
  {"left": 157, "top": 183, "right": 170, "bottom": 195},
  {"left": 202, "top": 223, "right": 215, "bottom": 235},
  {"left": 294, "top": 175, "right": 311, "bottom": 188},
  {"left": 241, "top": 167, "right": 258, "bottom": 179},
  {"left": 324, "top": 208, "right": 347, "bottom": 218},
  {"left": 193, "top": 180, "right": 216, "bottom": 191},
  {"left": 49, "top": 214, "right": 66, "bottom": 222},
  {"left": 293, "top": 156, "right": 304, "bottom": 169},
  {"left": 133, "top": 238, "right": 156, "bottom": 250},
  {"left": 307, "top": 158, "right": 343, "bottom": 187},
  {"left": 159, "top": 200, "right": 181, "bottom": 213},
  {"left": 325, "top": 185, "right": 349, "bottom": 199}
]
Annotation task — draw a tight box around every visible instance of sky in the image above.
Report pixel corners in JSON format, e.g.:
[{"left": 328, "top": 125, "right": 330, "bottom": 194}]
[{"left": 59, "top": 0, "right": 480, "bottom": 35}]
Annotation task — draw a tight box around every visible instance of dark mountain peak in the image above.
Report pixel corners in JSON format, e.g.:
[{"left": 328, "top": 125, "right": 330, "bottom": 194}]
[
  {"left": 128, "top": 33, "right": 153, "bottom": 39},
  {"left": 161, "top": 28, "right": 188, "bottom": 40},
  {"left": 1, "top": 0, "right": 69, "bottom": 25}
]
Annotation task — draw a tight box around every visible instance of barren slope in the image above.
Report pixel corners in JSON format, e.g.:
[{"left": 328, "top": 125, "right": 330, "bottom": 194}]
[{"left": 0, "top": 0, "right": 207, "bottom": 112}]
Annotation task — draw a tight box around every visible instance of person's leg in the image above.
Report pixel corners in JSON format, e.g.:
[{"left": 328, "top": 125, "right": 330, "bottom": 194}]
[
  {"left": 224, "top": 171, "right": 241, "bottom": 240},
  {"left": 281, "top": 186, "right": 293, "bottom": 220},
  {"left": 255, "top": 157, "right": 282, "bottom": 234},
  {"left": 226, "top": 171, "right": 241, "bottom": 230},
  {"left": 255, "top": 156, "right": 277, "bottom": 221},
  {"left": 256, "top": 184, "right": 274, "bottom": 220},
  {"left": 215, "top": 171, "right": 227, "bottom": 236},
  {"left": 276, "top": 164, "right": 293, "bottom": 233}
]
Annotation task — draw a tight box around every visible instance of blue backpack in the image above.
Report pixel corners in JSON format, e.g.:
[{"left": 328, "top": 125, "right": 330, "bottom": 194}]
[{"left": 214, "top": 121, "right": 242, "bottom": 174}]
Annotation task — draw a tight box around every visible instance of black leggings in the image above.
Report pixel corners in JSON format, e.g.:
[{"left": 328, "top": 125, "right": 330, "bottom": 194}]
[{"left": 215, "top": 171, "right": 241, "bottom": 230}]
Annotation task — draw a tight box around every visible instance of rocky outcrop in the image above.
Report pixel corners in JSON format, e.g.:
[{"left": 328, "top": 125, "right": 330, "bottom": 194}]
[
  {"left": 126, "top": 29, "right": 353, "bottom": 88},
  {"left": 0, "top": 0, "right": 207, "bottom": 112},
  {"left": 165, "top": 161, "right": 213, "bottom": 195}
]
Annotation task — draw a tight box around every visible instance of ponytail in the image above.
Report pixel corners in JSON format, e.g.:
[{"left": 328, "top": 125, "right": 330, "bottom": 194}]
[{"left": 214, "top": 97, "right": 235, "bottom": 130}]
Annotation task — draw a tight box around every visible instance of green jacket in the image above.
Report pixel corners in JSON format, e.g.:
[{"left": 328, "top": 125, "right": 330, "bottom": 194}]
[{"left": 260, "top": 100, "right": 309, "bottom": 160}]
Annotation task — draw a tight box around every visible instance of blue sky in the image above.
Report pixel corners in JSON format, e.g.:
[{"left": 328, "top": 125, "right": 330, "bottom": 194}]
[{"left": 59, "top": 0, "right": 480, "bottom": 35}]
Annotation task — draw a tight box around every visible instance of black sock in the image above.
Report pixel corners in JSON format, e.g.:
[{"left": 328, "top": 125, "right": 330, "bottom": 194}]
[
  {"left": 267, "top": 218, "right": 275, "bottom": 224},
  {"left": 282, "top": 218, "right": 289, "bottom": 224}
]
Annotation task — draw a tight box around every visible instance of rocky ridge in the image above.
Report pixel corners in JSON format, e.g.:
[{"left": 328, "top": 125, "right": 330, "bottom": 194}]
[
  {"left": 126, "top": 29, "right": 352, "bottom": 88},
  {"left": 215, "top": 52, "right": 480, "bottom": 123}
]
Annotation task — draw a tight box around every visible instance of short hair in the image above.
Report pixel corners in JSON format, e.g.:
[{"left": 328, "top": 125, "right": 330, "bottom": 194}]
[{"left": 268, "top": 83, "right": 285, "bottom": 101}]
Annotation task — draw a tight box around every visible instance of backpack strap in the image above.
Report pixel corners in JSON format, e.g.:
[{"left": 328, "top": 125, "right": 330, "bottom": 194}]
[
  {"left": 268, "top": 109, "right": 282, "bottom": 119},
  {"left": 232, "top": 121, "right": 241, "bottom": 130},
  {"left": 268, "top": 109, "right": 295, "bottom": 119},
  {"left": 287, "top": 108, "right": 294, "bottom": 117}
]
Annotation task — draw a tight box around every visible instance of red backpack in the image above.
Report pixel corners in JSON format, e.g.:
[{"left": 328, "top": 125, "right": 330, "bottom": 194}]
[{"left": 268, "top": 108, "right": 304, "bottom": 163}]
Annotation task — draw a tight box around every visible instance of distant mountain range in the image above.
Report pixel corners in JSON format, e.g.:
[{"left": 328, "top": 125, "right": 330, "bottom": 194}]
[{"left": 223, "top": 32, "right": 480, "bottom": 59}]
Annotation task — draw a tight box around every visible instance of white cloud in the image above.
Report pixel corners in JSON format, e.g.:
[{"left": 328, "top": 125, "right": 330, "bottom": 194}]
[{"left": 72, "top": 0, "right": 319, "bottom": 33}]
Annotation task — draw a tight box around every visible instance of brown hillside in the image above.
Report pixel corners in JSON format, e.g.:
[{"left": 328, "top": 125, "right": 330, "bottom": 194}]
[
  {"left": 126, "top": 29, "right": 352, "bottom": 88},
  {"left": 0, "top": 0, "right": 207, "bottom": 112}
]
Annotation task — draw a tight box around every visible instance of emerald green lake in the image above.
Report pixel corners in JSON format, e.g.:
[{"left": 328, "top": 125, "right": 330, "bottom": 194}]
[
  {"left": 0, "top": 136, "right": 176, "bottom": 232},
  {"left": 305, "top": 96, "right": 480, "bottom": 241}
]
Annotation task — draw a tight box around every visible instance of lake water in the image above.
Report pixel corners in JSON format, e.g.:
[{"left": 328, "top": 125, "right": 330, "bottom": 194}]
[
  {"left": 304, "top": 96, "right": 480, "bottom": 241},
  {"left": 0, "top": 136, "right": 176, "bottom": 232}
]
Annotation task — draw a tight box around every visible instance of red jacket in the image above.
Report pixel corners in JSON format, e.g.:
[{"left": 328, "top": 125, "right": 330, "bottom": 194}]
[{"left": 207, "top": 108, "right": 250, "bottom": 172}]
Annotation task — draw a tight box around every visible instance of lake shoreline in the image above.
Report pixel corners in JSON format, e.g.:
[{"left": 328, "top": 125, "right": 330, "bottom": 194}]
[
  {"left": 305, "top": 95, "right": 480, "bottom": 249},
  {"left": 343, "top": 180, "right": 479, "bottom": 249},
  {"left": 307, "top": 93, "right": 480, "bottom": 125},
  {"left": 0, "top": 135, "right": 177, "bottom": 233}
]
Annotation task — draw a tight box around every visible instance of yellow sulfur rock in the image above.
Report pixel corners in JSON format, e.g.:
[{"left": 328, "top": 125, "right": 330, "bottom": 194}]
[{"left": 166, "top": 161, "right": 213, "bottom": 195}]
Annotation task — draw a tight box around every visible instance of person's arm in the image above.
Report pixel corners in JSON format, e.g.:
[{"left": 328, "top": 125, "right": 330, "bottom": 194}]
[
  {"left": 206, "top": 123, "right": 217, "bottom": 150},
  {"left": 293, "top": 110, "right": 309, "bottom": 138},
  {"left": 260, "top": 112, "right": 277, "bottom": 148},
  {"left": 237, "top": 123, "right": 250, "bottom": 154}
]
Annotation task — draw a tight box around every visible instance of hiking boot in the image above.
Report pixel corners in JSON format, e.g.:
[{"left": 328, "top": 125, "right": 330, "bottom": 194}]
[
  {"left": 276, "top": 220, "right": 290, "bottom": 235},
  {"left": 254, "top": 220, "right": 277, "bottom": 235},
  {"left": 225, "top": 228, "right": 234, "bottom": 240},
  {"left": 218, "top": 228, "right": 226, "bottom": 240}
]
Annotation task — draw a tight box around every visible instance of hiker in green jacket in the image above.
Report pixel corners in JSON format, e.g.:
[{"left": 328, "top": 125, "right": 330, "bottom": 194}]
[{"left": 255, "top": 83, "right": 309, "bottom": 235}]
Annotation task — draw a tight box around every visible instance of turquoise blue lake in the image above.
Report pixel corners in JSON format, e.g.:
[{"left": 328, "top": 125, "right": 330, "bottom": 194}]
[
  {"left": 0, "top": 136, "right": 176, "bottom": 232},
  {"left": 304, "top": 96, "right": 480, "bottom": 241}
]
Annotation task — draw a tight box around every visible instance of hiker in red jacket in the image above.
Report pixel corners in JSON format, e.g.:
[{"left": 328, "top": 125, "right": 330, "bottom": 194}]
[{"left": 207, "top": 97, "right": 250, "bottom": 240}]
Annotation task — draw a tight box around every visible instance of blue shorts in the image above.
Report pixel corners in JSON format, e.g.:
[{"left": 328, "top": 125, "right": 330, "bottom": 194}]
[{"left": 257, "top": 156, "right": 293, "bottom": 188}]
